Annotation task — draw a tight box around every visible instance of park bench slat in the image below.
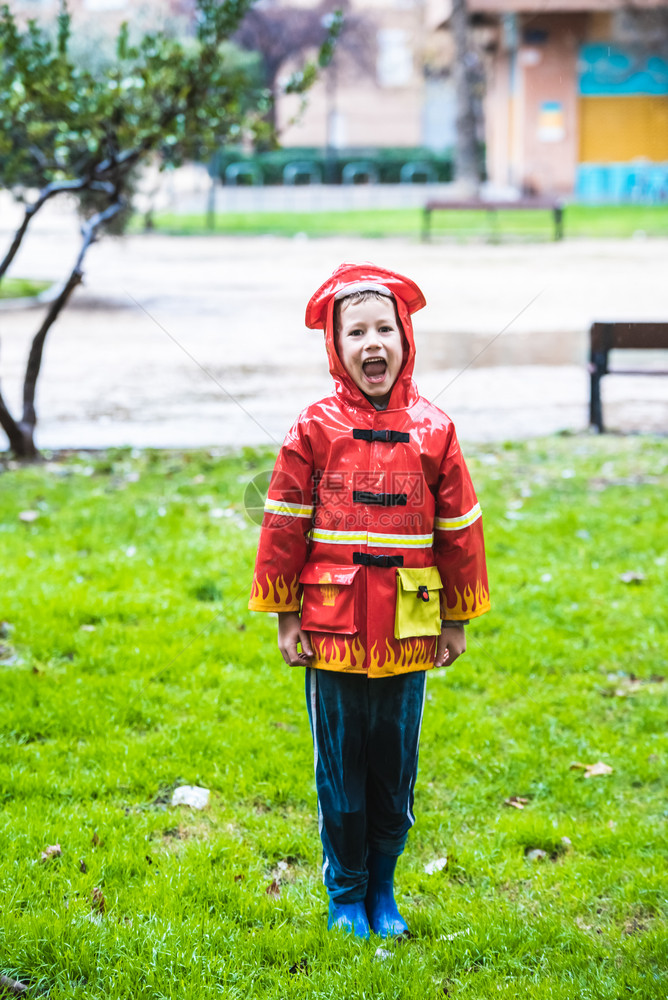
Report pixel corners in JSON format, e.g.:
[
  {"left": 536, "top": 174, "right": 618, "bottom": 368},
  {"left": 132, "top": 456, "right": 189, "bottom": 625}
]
[
  {"left": 589, "top": 321, "right": 668, "bottom": 432},
  {"left": 422, "top": 198, "right": 564, "bottom": 241}
]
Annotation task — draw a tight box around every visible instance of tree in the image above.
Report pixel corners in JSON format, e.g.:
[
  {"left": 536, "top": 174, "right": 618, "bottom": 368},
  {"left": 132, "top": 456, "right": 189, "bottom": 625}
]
[
  {"left": 0, "top": 0, "right": 336, "bottom": 459},
  {"left": 450, "top": 0, "right": 483, "bottom": 193},
  {"left": 234, "top": 0, "right": 366, "bottom": 137},
  {"left": 234, "top": 2, "right": 326, "bottom": 131}
]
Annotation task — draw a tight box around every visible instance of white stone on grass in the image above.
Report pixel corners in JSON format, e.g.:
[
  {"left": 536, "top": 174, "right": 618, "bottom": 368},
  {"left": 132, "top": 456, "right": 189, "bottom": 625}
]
[{"left": 171, "top": 785, "right": 210, "bottom": 809}]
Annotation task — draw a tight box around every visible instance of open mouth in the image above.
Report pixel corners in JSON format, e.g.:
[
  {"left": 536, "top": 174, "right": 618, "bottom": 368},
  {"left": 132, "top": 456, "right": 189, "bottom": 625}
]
[{"left": 362, "top": 357, "right": 387, "bottom": 383}]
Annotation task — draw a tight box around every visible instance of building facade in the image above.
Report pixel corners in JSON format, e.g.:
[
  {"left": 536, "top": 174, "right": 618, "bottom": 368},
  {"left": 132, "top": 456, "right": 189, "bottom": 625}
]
[
  {"left": 466, "top": 0, "right": 668, "bottom": 197},
  {"left": 276, "top": 0, "right": 457, "bottom": 151}
]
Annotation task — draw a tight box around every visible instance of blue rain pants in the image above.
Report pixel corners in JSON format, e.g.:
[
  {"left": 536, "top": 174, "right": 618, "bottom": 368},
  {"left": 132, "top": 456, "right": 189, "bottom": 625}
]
[{"left": 305, "top": 666, "right": 427, "bottom": 904}]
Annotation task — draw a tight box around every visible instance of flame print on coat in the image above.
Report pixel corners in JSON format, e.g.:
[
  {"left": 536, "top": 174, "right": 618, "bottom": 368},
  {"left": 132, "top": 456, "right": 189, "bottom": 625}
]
[
  {"left": 446, "top": 579, "right": 491, "bottom": 619},
  {"left": 249, "top": 262, "right": 490, "bottom": 676},
  {"left": 249, "top": 572, "right": 301, "bottom": 612},
  {"left": 309, "top": 634, "right": 437, "bottom": 677}
]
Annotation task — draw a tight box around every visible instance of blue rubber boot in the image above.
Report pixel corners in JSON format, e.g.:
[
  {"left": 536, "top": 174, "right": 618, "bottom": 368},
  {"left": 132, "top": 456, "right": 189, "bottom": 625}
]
[
  {"left": 327, "top": 900, "right": 370, "bottom": 939},
  {"left": 365, "top": 850, "right": 409, "bottom": 938}
]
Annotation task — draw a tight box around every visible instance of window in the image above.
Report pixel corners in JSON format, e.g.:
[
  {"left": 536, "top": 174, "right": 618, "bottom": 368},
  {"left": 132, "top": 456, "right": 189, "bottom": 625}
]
[{"left": 376, "top": 29, "right": 413, "bottom": 88}]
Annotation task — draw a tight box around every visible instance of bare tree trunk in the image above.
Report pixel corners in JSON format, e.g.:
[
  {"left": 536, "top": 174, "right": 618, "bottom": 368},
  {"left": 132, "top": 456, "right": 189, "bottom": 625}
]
[
  {"left": 451, "top": 0, "right": 481, "bottom": 195},
  {"left": 17, "top": 267, "right": 85, "bottom": 456},
  {"left": 0, "top": 380, "right": 28, "bottom": 456},
  {"left": 0, "top": 198, "right": 124, "bottom": 460}
]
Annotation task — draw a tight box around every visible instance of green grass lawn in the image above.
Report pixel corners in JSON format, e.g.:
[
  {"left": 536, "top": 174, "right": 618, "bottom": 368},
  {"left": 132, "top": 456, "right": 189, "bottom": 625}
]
[
  {"left": 1, "top": 437, "right": 666, "bottom": 998},
  {"left": 142, "top": 204, "right": 668, "bottom": 240},
  {"left": 0, "top": 278, "right": 51, "bottom": 300}
]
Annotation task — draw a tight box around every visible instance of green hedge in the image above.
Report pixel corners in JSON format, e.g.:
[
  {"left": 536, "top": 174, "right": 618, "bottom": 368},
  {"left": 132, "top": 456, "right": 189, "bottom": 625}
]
[{"left": 211, "top": 146, "right": 453, "bottom": 185}]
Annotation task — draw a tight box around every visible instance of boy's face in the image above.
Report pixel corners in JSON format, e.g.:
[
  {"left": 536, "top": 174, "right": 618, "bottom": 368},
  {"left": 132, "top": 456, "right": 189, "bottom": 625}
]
[{"left": 336, "top": 297, "right": 404, "bottom": 404}]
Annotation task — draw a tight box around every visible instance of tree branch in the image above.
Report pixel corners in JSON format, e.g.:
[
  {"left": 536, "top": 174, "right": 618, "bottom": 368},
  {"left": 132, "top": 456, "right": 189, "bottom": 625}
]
[
  {"left": 20, "top": 198, "right": 125, "bottom": 433},
  {"left": 0, "top": 178, "right": 115, "bottom": 283},
  {"left": 0, "top": 335, "right": 25, "bottom": 453},
  {"left": 0, "top": 387, "right": 26, "bottom": 456}
]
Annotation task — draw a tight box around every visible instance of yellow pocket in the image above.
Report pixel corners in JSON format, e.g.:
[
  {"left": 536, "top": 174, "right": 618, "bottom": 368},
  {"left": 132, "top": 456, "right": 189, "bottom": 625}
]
[
  {"left": 300, "top": 563, "right": 360, "bottom": 635},
  {"left": 394, "top": 566, "right": 442, "bottom": 640}
]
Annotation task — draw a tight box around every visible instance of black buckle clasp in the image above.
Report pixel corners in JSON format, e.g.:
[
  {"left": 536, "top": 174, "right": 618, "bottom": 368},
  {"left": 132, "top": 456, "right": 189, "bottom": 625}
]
[
  {"left": 353, "top": 429, "right": 410, "bottom": 444},
  {"left": 352, "top": 491, "right": 407, "bottom": 507},
  {"left": 353, "top": 553, "right": 404, "bottom": 568}
]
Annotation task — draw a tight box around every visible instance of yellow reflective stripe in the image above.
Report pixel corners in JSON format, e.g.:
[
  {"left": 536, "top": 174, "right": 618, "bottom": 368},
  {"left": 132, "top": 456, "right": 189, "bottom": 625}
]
[
  {"left": 310, "top": 528, "right": 433, "bottom": 548},
  {"left": 264, "top": 497, "right": 313, "bottom": 518},
  {"left": 435, "top": 502, "right": 481, "bottom": 532},
  {"left": 310, "top": 528, "right": 367, "bottom": 545},
  {"left": 368, "top": 531, "right": 433, "bottom": 548}
]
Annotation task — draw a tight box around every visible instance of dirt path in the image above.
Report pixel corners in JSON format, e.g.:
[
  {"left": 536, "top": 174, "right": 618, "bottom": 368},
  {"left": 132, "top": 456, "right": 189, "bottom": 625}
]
[{"left": 1, "top": 206, "right": 666, "bottom": 449}]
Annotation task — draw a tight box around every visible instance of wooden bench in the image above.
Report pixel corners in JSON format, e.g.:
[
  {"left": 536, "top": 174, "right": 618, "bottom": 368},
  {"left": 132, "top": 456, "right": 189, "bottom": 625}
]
[
  {"left": 589, "top": 321, "right": 668, "bottom": 432},
  {"left": 421, "top": 197, "right": 564, "bottom": 242}
]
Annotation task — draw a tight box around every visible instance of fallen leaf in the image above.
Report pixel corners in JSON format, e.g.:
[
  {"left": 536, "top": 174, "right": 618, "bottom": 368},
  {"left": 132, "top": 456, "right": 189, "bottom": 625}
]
[
  {"left": 79, "top": 858, "right": 87, "bottom": 873},
  {"left": 18, "top": 510, "right": 39, "bottom": 522},
  {"left": 424, "top": 856, "right": 448, "bottom": 875},
  {"left": 504, "top": 796, "right": 529, "bottom": 810},
  {"left": 570, "top": 761, "right": 613, "bottom": 778},
  {"left": 91, "top": 832, "right": 101, "bottom": 847},
  {"left": 619, "top": 571, "right": 645, "bottom": 584},
  {"left": 171, "top": 785, "right": 210, "bottom": 810},
  {"left": 584, "top": 762, "right": 613, "bottom": 778},
  {"left": 265, "top": 879, "right": 280, "bottom": 896},
  {"left": 91, "top": 887, "right": 106, "bottom": 914},
  {"left": 40, "top": 843, "right": 62, "bottom": 862}
]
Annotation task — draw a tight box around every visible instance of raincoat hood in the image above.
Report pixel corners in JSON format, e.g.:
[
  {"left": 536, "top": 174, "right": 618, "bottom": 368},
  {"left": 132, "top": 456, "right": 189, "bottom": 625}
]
[{"left": 305, "top": 262, "right": 427, "bottom": 410}]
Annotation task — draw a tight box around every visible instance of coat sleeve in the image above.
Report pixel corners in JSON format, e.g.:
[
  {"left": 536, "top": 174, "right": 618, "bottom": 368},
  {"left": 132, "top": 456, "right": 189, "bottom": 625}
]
[
  {"left": 248, "top": 417, "right": 314, "bottom": 613},
  {"left": 433, "top": 429, "right": 490, "bottom": 622}
]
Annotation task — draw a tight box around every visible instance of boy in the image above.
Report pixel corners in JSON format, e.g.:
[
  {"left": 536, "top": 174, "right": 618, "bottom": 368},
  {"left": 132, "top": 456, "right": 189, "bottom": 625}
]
[{"left": 249, "top": 262, "right": 489, "bottom": 939}]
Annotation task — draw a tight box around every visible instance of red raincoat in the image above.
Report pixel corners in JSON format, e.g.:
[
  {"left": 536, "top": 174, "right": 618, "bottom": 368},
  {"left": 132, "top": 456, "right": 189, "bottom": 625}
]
[{"left": 249, "top": 263, "right": 490, "bottom": 678}]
